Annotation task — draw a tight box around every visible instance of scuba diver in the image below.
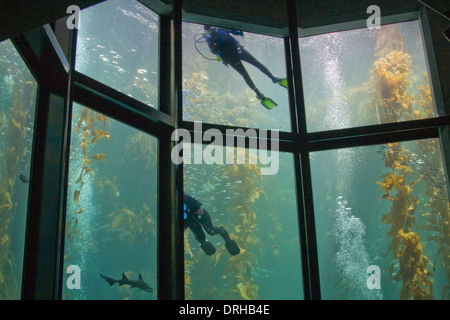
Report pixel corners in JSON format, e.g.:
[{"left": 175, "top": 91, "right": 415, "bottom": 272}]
[
  {"left": 196, "top": 25, "right": 288, "bottom": 110},
  {"left": 184, "top": 193, "right": 240, "bottom": 256}
]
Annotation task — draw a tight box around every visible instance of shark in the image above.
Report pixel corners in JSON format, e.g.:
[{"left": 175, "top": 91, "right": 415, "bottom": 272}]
[{"left": 100, "top": 273, "right": 153, "bottom": 293}]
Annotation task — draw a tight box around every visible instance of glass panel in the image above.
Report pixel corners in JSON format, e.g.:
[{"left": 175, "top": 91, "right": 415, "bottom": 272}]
[
  {"left": 63, "top": 103, "right": 158, "bottom": 300},
  {"left": 182, "top": 22, "right": 291, "bottom": 131},
  {"left": 183, "top": 145, "right": 303, "bottom": 299},
  {"left": 300, "top": 20, "right": 435, "bottom": 132},
  {"left": 310, "top": 138, "right": 449, "bottom": 300},
  {"left": 76, "top": 0, "right": 159, "bottom": 109},
  {"left": 0, "top": 39, "right": 37, "bottom": 299}
]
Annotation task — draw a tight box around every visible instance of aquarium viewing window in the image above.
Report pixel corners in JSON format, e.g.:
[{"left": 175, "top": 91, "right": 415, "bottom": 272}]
[
  {"left": 62, "top": 103, "right": 158, "bottom": 300},
  {"left": 182, "top": 22, "right": 291, "bottom": 132},
  {"left": 0, "top": 0, "right": 449, "bottom": 301},
  {"left": 0, "top": 39, "right": 38, "bottom": 299},
  {"left": 299, "top": 20, "right": 436, "bottom": 132},
  {"left": 310, "top": 138, "right": 449, "bottom": 300},
  {"left": 183, "top": 145, "right": 303, "bottom": 299},
  {"left": 75, "top": 0, "right": 160, "bottom": 109}
]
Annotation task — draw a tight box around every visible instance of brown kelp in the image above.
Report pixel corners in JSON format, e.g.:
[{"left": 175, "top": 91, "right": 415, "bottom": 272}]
[
  {"left": 423, "top": 177, "right": 450, "bottom": 300},
  {"left": 88, "top": 130, "right": 158, "bottom": 246},
  {"left": 101, "top": 202, "right": 156, "bottom": 245},
  {"left": 126, "top": 131, "right": 158, "bottom": 170},
  {"left": 414, "top": 72, "right": 435, "bottom": 120},
  {"left": 378, "top": 143, "right": 434, "bottom": 299},
  {"left": 66, "top": 107, "right": 110, "bottom": 242},
  {"left": 0, "top": 78, "right": 36, "bottom": 299},
  {"left": 373, "top": 50, "right": 414, "bottom": 123},
  {"left": 183, "top": 148, "right": 264, "bottom": 300},
  {"left": 414, "top": 77, "right": 450, "bottom": 299},
  {"left": 219, "top": 148, "right": 263, "bottom": 300},
  {"left": 373, "top": 24, "right": 436, "bottom": 299},
  {"left": 184, "top": 232, "right": 196, "bottom": 300},
  {"left": 64, "top": 109, "right": 158, "bottom": 300}
]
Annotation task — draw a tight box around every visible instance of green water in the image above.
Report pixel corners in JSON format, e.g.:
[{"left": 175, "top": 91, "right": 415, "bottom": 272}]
[
  {"left": 1, "top": 0, "right": 447, "bottom": 300},
  {"left": 0, "top": 39, "right": 37, "bottom": 299},
  {"left": 63, "top": 0, "right": 450, "bottom": 300}
]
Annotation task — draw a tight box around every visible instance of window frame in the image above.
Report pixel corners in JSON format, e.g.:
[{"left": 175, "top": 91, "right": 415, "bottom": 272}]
[{"left": 3, "top": 0, "right": 449, "bottom": 300}]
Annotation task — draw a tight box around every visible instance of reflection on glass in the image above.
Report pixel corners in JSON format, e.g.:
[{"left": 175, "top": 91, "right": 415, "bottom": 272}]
[
  {"left": 63, "top": 103, "right": 158, "bottom": 300},
  {"left": 310, "top": 138, "right": 449, "bottom": 300},
  {"left": 76, "top": 0, "right": 159, "bottom": 109},
  {"left": 184, "top": 146, "right": 303, "bottom": 299},
  {"left": 300, "top": 20, "right": 435, "bottom": 132},
  {"left": 182, "top": 22, "right": 291, "bottom": 131},
  {"left": 0, "top": 39, "right": 37, "bottom": 299}
]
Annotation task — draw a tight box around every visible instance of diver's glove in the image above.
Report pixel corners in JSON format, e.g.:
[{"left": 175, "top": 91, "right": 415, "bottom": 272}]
[{"left": 232, "top": 30, "right": 244, "bottom": 36}]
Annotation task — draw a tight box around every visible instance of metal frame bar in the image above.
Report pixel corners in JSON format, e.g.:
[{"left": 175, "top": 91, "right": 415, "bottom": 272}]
[
  {"left": 157, "top": 0, "right": 185, "bottom": 300},
  {"left": 3, "top": 0, "right": 448, "bottom": 300},
  {"left": 12, "top": 25, "right": 72, "bottom": 300},
  {"left": 286, "top": 0, "right": 321, "bottom": 300},
  {"left": 71, "top": 71, "right": 173, "bottom": 136}
]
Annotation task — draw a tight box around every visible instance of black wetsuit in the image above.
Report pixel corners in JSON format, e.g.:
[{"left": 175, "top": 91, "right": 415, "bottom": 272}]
[
  {"left": 184, "top": 193, "right": 230, "bottom": 244},
  {"left": 205, "top": 28, "right": 279, "bottom": 99}
]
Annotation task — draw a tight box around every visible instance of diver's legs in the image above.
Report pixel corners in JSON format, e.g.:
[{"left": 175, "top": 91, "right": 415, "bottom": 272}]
[
  {"left": 191, "top": 210, "right": 217, "bottom": 255},
  {"left": 188, "top": 220, "right": 206, "bottom": 243},
  {"left": 231, "top": 61, "right": 265, "bottom": 100},
  {"left": 218, "top": 227, "right": 231, "bottom": 242},
  {"left": 219, "top": 227, "right": 240, "bottom": 256},
  {"left": 199, "top": 209, "right": 240, "bottom": 256},
  {"left": 239, "top": 48, "right": 278, "bottom": 82},
  {"left": 200, "top": 209, "right": 226, "bottom": 236}
]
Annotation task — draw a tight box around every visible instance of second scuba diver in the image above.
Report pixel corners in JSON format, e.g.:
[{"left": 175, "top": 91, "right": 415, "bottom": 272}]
[
  {"left": 184, "top": 193, "right": 240, "bottom": 256},
  {"left": 202, "top": 25, "right": 288, "bottom": 110}
]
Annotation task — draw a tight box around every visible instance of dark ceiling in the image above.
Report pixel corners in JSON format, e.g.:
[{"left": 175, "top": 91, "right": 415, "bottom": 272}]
[{"left": 1, "top": 0, "right": 448, "bottom": 40}]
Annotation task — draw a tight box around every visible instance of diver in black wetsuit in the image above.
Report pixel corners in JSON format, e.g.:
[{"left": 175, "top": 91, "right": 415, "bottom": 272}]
[
  {"left": 202, "top": 25, "right": 287, "bottom": 110},
  {"left": 184, "top": 193, "right": 240, "bottom": 256}
]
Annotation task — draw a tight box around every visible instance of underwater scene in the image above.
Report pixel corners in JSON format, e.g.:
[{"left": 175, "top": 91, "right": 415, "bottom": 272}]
[
  {"left": 0, "top": 39, "right": 37, "bottom": 299},
  {"left": 311, "top": 138, "right": 449, "bottom": 300},
  {"left": 301, "top": 20, "right": 449, "bottom": 300},
  {"left": 183, "top": 147, "right": 304, "bottom": 299},
  {"left": 300, "top": 20, "right": 435, "bottom": 132},
  {"left": 182, "top": 22, "right": 291, "bottom": 131},
  {"left": 52, "top": 2, "right": 450, "bottom": 300},
  {"left": 75, "top": 0, "right": 159, "bottom": 109},
  {"left": 63, "top": 102, "right": 158, "bottom": 300},
  {"left": 181, "top": 16, "right": 447, "bottom": 300},
  {"left": 1, "top": 0, "right": 448, "bottom": 300}
]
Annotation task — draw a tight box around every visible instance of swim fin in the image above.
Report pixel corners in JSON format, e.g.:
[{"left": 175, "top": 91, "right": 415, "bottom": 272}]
[
  {"left": 225, "top": 239, "right": 240, "bottom": 256},
  {"left": 200, "top": 241, "right": 216, "bottom": 255},
  {"left": 258, "top": 96, "right": 278, "bottom": 110},
  {"left": 274, "top": 77, "right": 288, "bottom": 89}
]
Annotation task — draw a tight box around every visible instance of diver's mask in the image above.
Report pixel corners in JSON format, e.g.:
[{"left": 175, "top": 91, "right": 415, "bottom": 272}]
[
  {"left": 183, "top": 203, "right": 203, "bottom": 220},
  {"left": 183, "top": 203, "right": 188, "bottom": 220}
]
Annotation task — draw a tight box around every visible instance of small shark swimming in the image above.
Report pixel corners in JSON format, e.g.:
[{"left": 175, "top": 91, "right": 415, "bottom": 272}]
[{"left": 100, "top": 273, "right": 153, "bottom": 293}]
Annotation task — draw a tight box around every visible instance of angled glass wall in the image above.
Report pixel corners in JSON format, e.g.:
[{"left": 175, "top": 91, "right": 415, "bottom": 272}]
[
  {"left": 2, "top": 0, "right": 448, "bottom": 301},
  {"left": 182, "top": 22, "right": 291, "bottom": 131},
  {"left": 0, "top": 39, "right": 37, "bottom": 299},
  {"left": 63, "top": 103, "right": 158, "bottom": 300},
  {"left": 76, "top": 0, "right": 159, "bottom": 109},
  {"left": 183, "top": 144, "right": 303, "bottom": 299},
  {"left": 311, "top": 138, "right": 449, "bottom": 300},
  {"left": 300, "top": 20, "right": 435, "bottom": 132}
]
